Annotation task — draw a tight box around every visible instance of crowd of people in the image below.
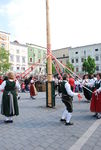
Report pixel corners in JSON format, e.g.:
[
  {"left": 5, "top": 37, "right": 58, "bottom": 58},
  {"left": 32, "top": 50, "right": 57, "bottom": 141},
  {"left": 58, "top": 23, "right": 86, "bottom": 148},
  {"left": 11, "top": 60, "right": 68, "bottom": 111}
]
[{"left": 0, "top": 72, "right": 101, "bottom": 125}]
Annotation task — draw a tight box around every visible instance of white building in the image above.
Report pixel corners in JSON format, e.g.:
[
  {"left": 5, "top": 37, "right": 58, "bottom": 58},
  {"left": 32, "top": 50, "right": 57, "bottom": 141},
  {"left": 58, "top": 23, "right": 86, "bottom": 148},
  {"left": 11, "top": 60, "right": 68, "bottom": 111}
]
[
  {"left": 9, "top": 41, "right": 28, "bottom": 74},
  {"left": 52, "top": 48, "right": 69, "bottom": 64},
  {"left": 68, "top": 43, "right": 101, "bottom": 74},
  {"left": 52, "top": 47, "right": 69, "bottom": 72}
]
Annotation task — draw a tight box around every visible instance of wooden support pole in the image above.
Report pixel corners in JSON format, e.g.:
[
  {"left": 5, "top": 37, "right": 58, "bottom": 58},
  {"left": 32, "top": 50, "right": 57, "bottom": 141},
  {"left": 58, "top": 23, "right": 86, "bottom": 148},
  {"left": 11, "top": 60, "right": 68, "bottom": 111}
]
[{"left": 46, "top": 0, "right": 53, "bottom": 107}]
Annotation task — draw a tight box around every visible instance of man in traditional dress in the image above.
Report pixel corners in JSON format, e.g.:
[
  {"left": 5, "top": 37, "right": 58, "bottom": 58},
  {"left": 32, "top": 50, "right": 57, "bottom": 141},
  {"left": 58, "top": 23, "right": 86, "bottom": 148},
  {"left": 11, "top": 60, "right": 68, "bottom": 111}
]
[{"left": 60, "top": 73, "right": 80, "bottom": 126}]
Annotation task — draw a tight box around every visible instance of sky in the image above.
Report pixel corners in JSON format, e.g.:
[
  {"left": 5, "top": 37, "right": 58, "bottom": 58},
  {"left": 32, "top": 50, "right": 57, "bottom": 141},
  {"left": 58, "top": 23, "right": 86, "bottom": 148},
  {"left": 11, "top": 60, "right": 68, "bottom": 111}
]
[{"left": 0, "top": 0, "right": 101, "bottom": 50}]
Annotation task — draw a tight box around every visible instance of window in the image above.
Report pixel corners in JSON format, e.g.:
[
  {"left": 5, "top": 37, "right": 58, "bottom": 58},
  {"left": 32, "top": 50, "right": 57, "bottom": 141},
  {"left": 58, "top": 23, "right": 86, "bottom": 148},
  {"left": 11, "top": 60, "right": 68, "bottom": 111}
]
[
  {"left": 43, "top": 53, "right": 46, "bottom": 58},
  {"left": 16, "top": 49, "right": 19, "bottom": 54},
  {"left": 76, "top": 58, "right": 78, "bottom": 63},
  {"left": 16, "top": 56, "right": 20, "bottom": 62},
  {"left": 75, "top": 52, "right": 78, "bottom": 54},
  {"left": 95, "top": 49, "right": 98, "bottom": 51},
  {"left": 0, "top": 35, "right": 5, "bottom": 40},
  {"left": 81, "top": 58, "right": 84, "bottom": 62},
  {"left": 22, "top": 57, "right": 25, "bottom": 63},
  {"left": 63, "top": 54, "right": 65, "bottom": 57},
  {"left": 10, "top": 66, "right": 13, "bottom": 71},
  {"left": 30, "top": 57, "right": 32, "bottom": 62},
  {"left": 96, "top": 66, "right": 99, "bottom": 71},
  {"left": 71, "top": 59, "right": 74, "bottom": 63},
  {"left": 17, "top": 67, "right": 20, "bottom": 70},
  {"left": 84, "top": 50, "right": 86, "bottom": 55},
  {"left": 95, "top": 56, "right": 99, "bottom": 61},
  {"left": 1, "top": 43, "right": 5, "bottom": 48},
  {"left": 82, "top": 67, "right": 84, "bottom": 72},
  {"left": 38, "top": 59, "right": 40, "bottom": 63},
  {"left": 76, "top": 67, "right": 79, "bottom": 72},
  {"left": 31, "top": 67, "right": 33, "bottom": 71},
  {"left": 21, "top": 67, "right": 25, "bottom": 71},
  {"left": 10, "top": 55, "right": 14, "bottom": 61}
]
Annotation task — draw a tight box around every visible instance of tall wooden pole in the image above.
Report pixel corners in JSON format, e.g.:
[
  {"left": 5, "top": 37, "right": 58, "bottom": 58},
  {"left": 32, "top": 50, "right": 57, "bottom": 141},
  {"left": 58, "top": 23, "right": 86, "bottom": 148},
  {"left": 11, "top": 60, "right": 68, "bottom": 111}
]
[{"left": 46, "top": 0, "right": 52, "bottom": 107}]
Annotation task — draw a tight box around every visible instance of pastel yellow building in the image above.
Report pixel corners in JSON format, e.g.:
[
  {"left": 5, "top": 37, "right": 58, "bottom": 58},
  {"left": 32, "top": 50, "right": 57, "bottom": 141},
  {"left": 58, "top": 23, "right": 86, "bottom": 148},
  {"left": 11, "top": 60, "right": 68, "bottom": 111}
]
[{"left": 0, "top": 31, "right": 10, "bottom": 50}]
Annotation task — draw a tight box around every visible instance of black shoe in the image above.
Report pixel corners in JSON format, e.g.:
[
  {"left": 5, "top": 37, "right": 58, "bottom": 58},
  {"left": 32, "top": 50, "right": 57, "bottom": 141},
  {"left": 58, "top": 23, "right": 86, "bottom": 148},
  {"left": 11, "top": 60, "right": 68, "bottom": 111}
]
[
  {"left": 18, "top": 96, "right": 20, "bottom": 100},
  {"left": 9, "top": 120, "right": 13, "bottom": 123},
  {"left": 4, "top": 120, "right": 10, "bottom": 123},
  {"left": 4, "top": 120, "right": 13, "bottom": 123},
  {"left": 65, "top": 122, "right": 74, "bottom": 126},
  {"left": 93, "top": 113, "right": 98, "bottom": 117},
  {"left": 60, "top": 119, "right": 66, "bottom": 122},
  {"left": 31, "top": 96, "right": 35, "bottom": 99},
  {"left": 97, "top": 115, "right": 101, "bottom": 119}
]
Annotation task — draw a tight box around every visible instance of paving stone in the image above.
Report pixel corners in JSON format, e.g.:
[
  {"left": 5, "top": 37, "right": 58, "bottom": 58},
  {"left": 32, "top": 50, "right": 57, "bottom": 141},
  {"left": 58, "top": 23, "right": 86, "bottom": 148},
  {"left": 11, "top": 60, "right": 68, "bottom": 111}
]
[{"left": 0, "top": 92, "right": 100, "bottom": 150}]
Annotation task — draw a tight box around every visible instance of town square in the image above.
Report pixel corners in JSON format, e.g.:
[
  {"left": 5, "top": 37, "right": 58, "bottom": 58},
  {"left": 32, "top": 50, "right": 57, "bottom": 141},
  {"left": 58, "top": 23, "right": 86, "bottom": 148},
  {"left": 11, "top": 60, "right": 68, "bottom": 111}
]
[{"left": 0, "top": 0, "right": 101, "bottom": 150}]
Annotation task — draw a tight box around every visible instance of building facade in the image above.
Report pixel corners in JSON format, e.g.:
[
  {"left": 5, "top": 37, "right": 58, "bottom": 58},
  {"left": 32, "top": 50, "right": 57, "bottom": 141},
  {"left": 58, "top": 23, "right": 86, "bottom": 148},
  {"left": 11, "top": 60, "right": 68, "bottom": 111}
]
[
  {"left": 0, "top": 31, "right": 10, "bottom": 50},
  {"left": 27, "top": 43, "right": 47, "bottom": 75},
  {"left": 52, "top": 48, "right": 69, "bottom": 72},
  {"left": 68, "top": 43, "right": 101, "bottom": 74},
  {"left": 9, "top": 41, "right": 28, "bottom": 74}
]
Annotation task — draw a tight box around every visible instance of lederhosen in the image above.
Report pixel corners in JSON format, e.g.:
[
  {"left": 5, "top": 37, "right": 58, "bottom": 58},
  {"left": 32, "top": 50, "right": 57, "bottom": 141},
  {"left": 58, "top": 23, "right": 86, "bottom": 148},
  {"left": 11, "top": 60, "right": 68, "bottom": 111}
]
[
  {"left": 61, "top": 81, "right": 73, "bottom": 112},
  {"left": 90, "top": 80, "right": 101, "bottom": 112}
]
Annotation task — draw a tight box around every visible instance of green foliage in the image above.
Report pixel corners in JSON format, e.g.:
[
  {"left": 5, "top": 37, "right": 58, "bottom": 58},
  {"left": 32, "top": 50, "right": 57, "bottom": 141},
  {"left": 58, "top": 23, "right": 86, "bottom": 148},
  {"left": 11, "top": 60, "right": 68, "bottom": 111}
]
[
  {"left": 0, "top": 47, "right": 11, "bottom": 74},
  {"left": 65, "top": 61, "right": 74, "bottom": 74},
  {"left": 46, "top": 62, "right": 56, "bottom": 74},
  {"left": 83, "top": 56, "right": 96, "bottom": 74},
  {"left": 52, "top": 63, "right": 56, "bottom": 74}
]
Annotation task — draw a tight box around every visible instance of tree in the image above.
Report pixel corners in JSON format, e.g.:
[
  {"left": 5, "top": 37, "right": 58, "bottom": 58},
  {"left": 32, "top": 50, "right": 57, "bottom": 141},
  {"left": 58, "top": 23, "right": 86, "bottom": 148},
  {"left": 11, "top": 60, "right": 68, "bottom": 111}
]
[
  {"left": 83, "top": 56, "right": 96, "bottom": 74},
  {"left": 0, "top": 47, "right": 11, "bottom": 74},
  {"left": 65, "top": 61, "right": 74, "bottom": 74}
]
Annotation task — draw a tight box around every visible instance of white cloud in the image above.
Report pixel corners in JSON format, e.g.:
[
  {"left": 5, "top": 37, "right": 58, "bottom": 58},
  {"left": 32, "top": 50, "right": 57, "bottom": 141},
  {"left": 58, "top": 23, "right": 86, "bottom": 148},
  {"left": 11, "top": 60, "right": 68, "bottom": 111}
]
[{"left": 1, "top": 0, "right": 101, "bottom": 49}]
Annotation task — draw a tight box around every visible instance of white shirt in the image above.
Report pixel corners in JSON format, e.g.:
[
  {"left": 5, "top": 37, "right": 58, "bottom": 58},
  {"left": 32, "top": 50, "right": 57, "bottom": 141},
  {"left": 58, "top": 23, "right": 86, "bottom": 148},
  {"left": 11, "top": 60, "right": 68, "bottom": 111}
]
[
  {"left": 85, "top": 78, "right": 95, "bottom": 87},
  {"left": 64, "top": 80, "right": 78, "bottom": 97},
  {"left": 75, "top": 80, "right": 80, "bottom": 85},
  {"left": 96, "top": 79, "right": 101, "bottom": 93},
  {"left": 97, "top": 87, "right": 101, "bottom": 93},
  {"left": 0, "top": 80, "right": 20, "bottom": 91}
]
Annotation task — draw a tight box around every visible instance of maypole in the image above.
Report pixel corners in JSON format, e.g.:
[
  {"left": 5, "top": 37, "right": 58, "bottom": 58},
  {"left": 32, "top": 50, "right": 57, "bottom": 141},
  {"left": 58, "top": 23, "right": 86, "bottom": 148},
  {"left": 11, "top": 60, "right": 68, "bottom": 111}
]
[{"left": 46, "top": 0, "right": 55, "bottom": 107}]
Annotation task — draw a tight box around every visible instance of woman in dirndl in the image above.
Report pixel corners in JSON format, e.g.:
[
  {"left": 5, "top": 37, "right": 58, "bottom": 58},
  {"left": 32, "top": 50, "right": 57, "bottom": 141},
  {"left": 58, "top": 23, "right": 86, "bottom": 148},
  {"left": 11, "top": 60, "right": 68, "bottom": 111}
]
[
  {"left": 0, "top": 72, "right": 20, "bottom": 123},
  {"left": 30, "top": 78, "right": 37, "bottom": 99},
  {"left": 90, "top": 73, "right": 101, "bottom": 119},
  {"left": 82, "top": 74, "right": 93, "bottom": 102}
]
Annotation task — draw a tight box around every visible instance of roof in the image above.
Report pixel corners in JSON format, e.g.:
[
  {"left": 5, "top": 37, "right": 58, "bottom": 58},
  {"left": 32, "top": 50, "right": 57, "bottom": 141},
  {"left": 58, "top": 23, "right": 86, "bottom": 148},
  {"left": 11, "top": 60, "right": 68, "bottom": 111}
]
[
  {"left": 26, "top": 43, "right": 46, "bottom": 50},
  {"left": 69, "top": 43, "right": 101, "bottom": 50},
  {"left": 10, "top": 41, "right": 27, "bottom": 47},
  {"left": 0, "top": 30, "right": 10, "bottom": 35}
]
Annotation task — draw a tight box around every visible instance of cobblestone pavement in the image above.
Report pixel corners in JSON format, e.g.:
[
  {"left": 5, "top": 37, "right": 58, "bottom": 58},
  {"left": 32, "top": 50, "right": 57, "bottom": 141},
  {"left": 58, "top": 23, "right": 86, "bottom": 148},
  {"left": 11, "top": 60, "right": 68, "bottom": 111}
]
[{"left": 0, "top": 92, "right": 101, "bottom": 150}]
